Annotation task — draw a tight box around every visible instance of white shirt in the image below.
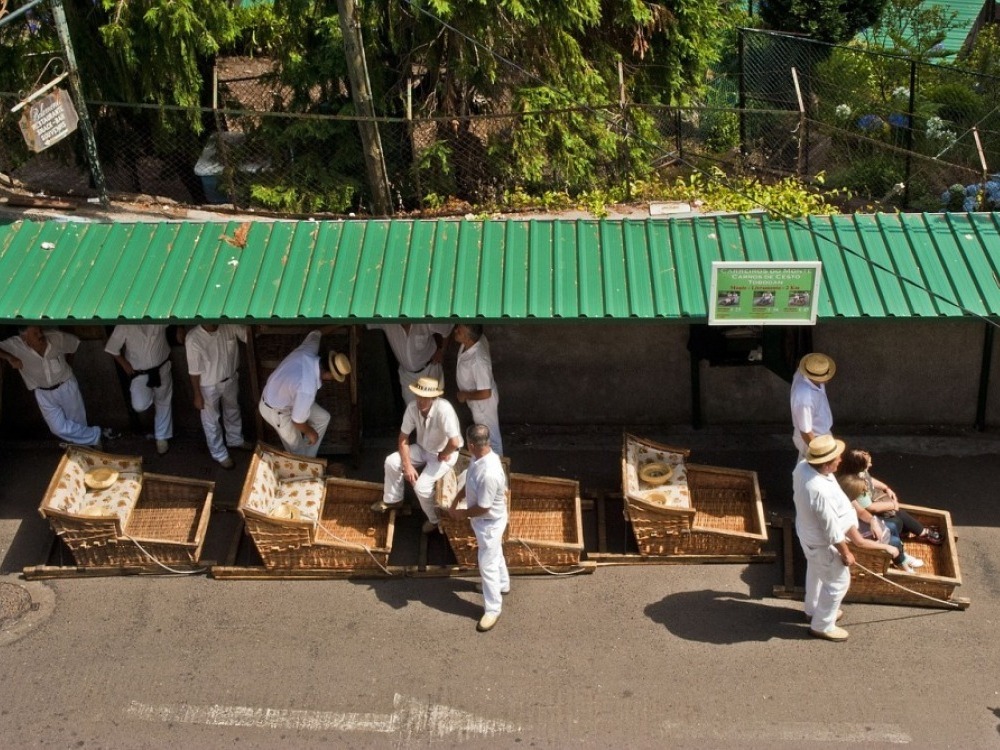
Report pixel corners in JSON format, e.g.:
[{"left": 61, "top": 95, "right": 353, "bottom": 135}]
[
  {"left": 261, "top": 330, "right": 322, "bottom": 423},
  {"left": 0, "top": 331, "right": 78, "bottom": 390},
  {"left": 790, "top": 370, "right": 832, "bottom": 437},
  {"left": 466, "top": 450, "right": 507, "bottom": 522},
  {"left": 185, "top": 325, "right": 247, "bottom": 386},
  {"left": 368, "top": 323, "right": 453, "bottom": 372},
  {"left": 792, "top": 460, "right": 857, "bottom": 550},
  {"left": 400, "top": 397, "right": 463, "bottom": 453},
  {"left": 456, "top": 336, "right": 498, "bottom": 401},
  {"left": 105, "top": 324, "right": 170, "bottom": 369}
]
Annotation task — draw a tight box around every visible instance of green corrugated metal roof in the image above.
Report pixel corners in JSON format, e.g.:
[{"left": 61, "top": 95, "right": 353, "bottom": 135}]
[
  {"left": 935, "top": 0, "right": 987, "bottom": 53},
  {"left": 2, "top": 213, "right": 1000, "bottom": 324}
]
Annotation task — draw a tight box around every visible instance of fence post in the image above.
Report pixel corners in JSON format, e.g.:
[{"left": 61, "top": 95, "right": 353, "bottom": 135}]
[
  {"left": 738, "top": 28, "right": 747, "bottom": 158},
  {"left": 618, "top": 61, "right": 631, "bottom": 201},
  {"left": 791, "top": 67, "right": 805, "bottom": 178},
  {"left": 903, "top": 60, "right": 917, "bottom": 210}
]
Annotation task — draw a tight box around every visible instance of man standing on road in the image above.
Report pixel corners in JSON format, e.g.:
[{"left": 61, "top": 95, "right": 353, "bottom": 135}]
[
  {"left": 373, "top": 376, "right": 462, "bottom": 533},
  {"left": 790, "top": 352, "right": 835, "bottom": 457},
  {"left": 442, "top": 423, "right": 510, "bottom": 632},
  {"left": 185, "top": 323, "right": 252, "bottom": 469},
  {"left": 259, "top": 329, "right": 351, "bottom": 458},
  {"left": 454, "top": 324, "right": 503, "bottom": 456},
  {"left": 793, "top": 434, "right": 898, "bottom": 642},
  {"left": 0, "top": 326, "right": 115, "bottom": 448},
  {"left": 105, "top": 324, "right": 174, "bottom": 455},
  {"left": 367, "top": 323, "right": 453, "bottom": 406}
]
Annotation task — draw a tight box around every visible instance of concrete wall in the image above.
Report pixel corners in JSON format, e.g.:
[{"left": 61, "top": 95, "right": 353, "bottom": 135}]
[{"left": 1, "top": 319, "right": 996, "bottom": 442}]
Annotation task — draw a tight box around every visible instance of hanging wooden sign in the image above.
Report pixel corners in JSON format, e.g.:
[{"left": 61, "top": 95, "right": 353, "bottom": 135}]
[{"left": 17, "top": 87, "right": 79, "bottom": 153}]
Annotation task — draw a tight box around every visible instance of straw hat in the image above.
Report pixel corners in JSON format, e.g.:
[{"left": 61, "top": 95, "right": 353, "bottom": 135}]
[
  {"left": 79, "top": 503, "right": 109, "bottom": 517},
  {"left": 327, "top": 351, "right": 352, "bottom": 382},
  {"left": 271, "top": 502, "right": 301, "bottom": 520},
  {"left": 408, "top": 376, "right": 444, "bottom": 398},
  {"left": 805, "top": 434, "right": 846, "bottom": 464},
  {"left": 84, "top": 467, "right": 119, "bottom": 490},
  {"left": 639, "top": 461, "right": 674, "bottom": 486},
  {"left": 799, "top": 353, "right": 836, "bottom": 383}
]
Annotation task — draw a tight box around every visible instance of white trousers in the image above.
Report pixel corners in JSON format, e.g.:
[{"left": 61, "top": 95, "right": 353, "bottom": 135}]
[
  {"left": 398, "top": 362, "right": 444, "bottom": 405},
  {"left": 198, "top": 376, "right": 244, "bottom": 462},
  {"left": 468, "top": 397, "right": 503, "bottom": 456},
  {"left": 131, "top": 360, "right": 174, "bottom": 440},
  {"left": 259, "top": 398, "right": 330, "bottom": 458},
  {"left": 802, "top": 544, "right": 851, "bottom": 633},
  {"left": 472, "top": 514, "right": 509, "bottom": 616},
  {"left": 382, "top": 443, "right": 458, "bottom": 524},
  {"left": 35, "top": 377, "right": 100, "bottom": 446}
]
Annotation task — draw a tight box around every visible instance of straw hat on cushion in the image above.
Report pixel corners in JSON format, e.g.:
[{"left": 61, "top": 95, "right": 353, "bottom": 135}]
[
  {"left": 799, "top": 353, "right": 836, "bottom": 383},
  {"left": 327, "top": 351, "right": 352, "bottom": 382},
  {"left": 408, "top": 376, "right": 444, "bottom": 398},
  {"left": 805, "top": 434, "right": 846, "bottom": 464},
  {"left": 84, "top": 467, "right": 119, "bottom": 490},
  {"left": 271, "top": 502, "right": 301, "bottom": 520}
]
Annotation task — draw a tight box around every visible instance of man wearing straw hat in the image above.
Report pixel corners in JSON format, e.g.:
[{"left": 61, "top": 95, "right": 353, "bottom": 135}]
[
  {"left": 441, "top": 423, "right": 510, "bottom": 633},
  {"left": 259, "top": 329, "right": 351, "bottom": 458},
  {"left": 374, "top": 376, "right": 462, "bottom": 533},
  {"left": 793, "top": 434, "right": 898, "bottom": 642},
  {"left": 790, "top": 352, "right": 836, "bottom": 458},
  {"left": 185, "top": 323, "right": 253, "bottom": 469}
]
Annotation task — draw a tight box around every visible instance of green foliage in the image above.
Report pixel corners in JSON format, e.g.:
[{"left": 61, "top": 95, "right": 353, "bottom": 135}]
[
  {"left": 825, "top": 155, "right": 904, "bottom": 199},
  {"left": 760, "top": 0, "right": 888, "bottom": 43},
  {"left": 858, "top": 0, "right": 958, "bottom": 62},
  {"left": 639, "top": 167, "right": 843, "bottom": 217},
  {"left": 925, "top": 83, "right": 984, "bottom": 129}
]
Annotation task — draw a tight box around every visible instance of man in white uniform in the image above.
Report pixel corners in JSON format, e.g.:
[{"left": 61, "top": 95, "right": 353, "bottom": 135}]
[
  {"left": 0, "top": 326, "right": 114, "bottom": 447},
  {"left": 259, "top": 329, "right": 350, "bottom": 457},
  {"left": 185, "top": 324, "right": 252, "bottom": 469},
  {"left": 793, "top": 434, "right": 898, "bottom": 641},
  {"left": 105, "top": 324, "right": 174, "bottom": 454},
  {"left": 454, "top": 324, "right": 502, "bottom": 456},
  {"left": 790, "top": 352, "right": 835, "bottom": 457},
  {"left": 442, "top": 423, "right": 510, "bottom": 632},
  {"left": 367, "top": 323, "right": 452, "bottom": 405},
  {"left": 374, "top": 376, "right": 462, "bottom": 533}
]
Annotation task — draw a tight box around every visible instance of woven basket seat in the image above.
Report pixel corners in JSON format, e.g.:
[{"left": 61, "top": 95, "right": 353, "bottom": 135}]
[
  {"left": 846, "top": 504, "right": 962, "bottom": 608},
  {"left": 238, "top": 444, "right": 393, "bottom": 570},
  {"left": 621, "top": 433, "right": 767, "bottom": 557},
  {"left": 39, "top": 447, "right": 213, "bottom": 568}
]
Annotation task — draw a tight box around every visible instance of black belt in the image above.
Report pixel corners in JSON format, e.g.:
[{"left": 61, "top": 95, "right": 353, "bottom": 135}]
[
  {"left": 404, "top": 360, "right": 432, "bottom": 374},
  {"left": 36, "top": 380, "right": 69, "bottom": 391},
  {"left": 262, "top": 399, "right": 286, "bottom": 412},
  {"left": 131, "top": 356, "right": 170, "bottom": 388}
]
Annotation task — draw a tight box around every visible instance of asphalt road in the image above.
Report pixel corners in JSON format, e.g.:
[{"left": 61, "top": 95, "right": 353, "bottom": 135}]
[{"left": 1, "top": 425, "right": 999, "bottom": 749}]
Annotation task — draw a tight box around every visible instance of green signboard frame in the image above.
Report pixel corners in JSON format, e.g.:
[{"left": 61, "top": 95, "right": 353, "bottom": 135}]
[{"left": 709, "top": 261, "right": 822, "bottom": 326}]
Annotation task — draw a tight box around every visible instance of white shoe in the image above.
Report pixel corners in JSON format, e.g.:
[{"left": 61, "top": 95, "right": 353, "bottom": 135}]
[
  {"left": 476, "top": 613, "right": 500, "bottom": 632},
  {"left": 903, "top": 554, "right": 924, "bottom": 569},
  {"left": 156, "top": 439, "right": 169, "bottom": 455}
]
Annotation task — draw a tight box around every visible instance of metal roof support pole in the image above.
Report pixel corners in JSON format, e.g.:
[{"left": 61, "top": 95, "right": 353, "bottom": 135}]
[
  {"left": 975, "top": 321, "right": 994, "bottom": 431},
  {"left": 50, "top": 0, "right": 108, "bottom": 207},
  {"left": 337, "top": 0, "right": 393, "bottom": 217}
]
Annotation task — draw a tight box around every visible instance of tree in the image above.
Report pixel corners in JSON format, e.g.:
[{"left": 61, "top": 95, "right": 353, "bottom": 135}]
[{"left": 759, "top": 0, "right": 889, "bottom": 44}]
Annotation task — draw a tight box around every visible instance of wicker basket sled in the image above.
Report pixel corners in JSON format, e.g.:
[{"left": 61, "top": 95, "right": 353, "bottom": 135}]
[
  {"left": 38, "top": 446, "right": 213, "bottom": 569},
  {"left": 435, "top": 455, "right": 584, "bottom": 570},
  {"left": 622, "top": 433, "right": 768, "bottom": 558},
  {"left": 237, "top": 444, "right": 393, "bottom": 571},
  {"left": 845, "top": 504, "right": 963, "bottom": 609}
]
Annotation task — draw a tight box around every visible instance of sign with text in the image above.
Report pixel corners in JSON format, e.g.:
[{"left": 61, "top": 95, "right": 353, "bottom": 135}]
[
  {"left": 709, "top": 261, "right": 822, "bottom": 325},
  {"left": 18, "top": 87, "right": 79, "bottom": 153}
]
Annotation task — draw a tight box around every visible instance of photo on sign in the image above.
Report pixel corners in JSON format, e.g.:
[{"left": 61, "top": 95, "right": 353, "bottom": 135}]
[
  {"left": 788, "top": 291, "right": 811, "bottom": 307},
  {"left": 752, "top": 290, "right": 776, "bottom": 307},
  {"left": 717, "top": 291, "right": 741, "bottom": 307}
]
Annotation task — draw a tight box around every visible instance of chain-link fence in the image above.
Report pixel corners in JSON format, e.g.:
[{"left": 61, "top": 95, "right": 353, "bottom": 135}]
[
  {"left": 741, "top": 28, "right": 1000, "bottom": 210},
  {"left": 5, "top": 30, "right": 999, "bottom": 215}
]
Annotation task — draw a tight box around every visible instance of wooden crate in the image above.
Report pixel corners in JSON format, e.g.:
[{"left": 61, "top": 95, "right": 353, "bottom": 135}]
[
  {"left": 238, "top": 445, "right": 392, "bottom": 571},
  {"left": 846, "top": 504, "right": 963, "bottom": 608},
  {"left": 505, "top": 473, "right": 584, "bottom": 568},
  {"left": 38, "top": 447, "right": 213, "bottom": 568},
  {"left": 247, "top": 325, "right": 360, "bottom": 461},
  {"left": 622, "top": 433, "right": 767, "bottom": 557}
]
